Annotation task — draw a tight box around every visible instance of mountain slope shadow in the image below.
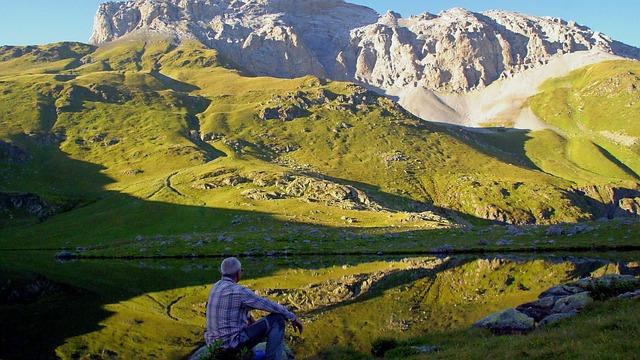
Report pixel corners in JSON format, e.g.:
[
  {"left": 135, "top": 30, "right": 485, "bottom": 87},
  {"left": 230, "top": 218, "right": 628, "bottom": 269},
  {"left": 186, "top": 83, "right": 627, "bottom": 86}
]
[
  {"left": 432, "top": 123, "right": 541, "bottom": 172},
  {"left": 0, "top": 132, "right": 481, "bottom": 358}
]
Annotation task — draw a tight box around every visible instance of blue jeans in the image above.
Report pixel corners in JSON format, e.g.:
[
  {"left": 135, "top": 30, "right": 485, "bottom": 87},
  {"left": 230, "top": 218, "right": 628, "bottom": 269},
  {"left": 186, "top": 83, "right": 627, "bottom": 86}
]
[{"left": 237, "top": 314, "right": 286, "bottom": 360}]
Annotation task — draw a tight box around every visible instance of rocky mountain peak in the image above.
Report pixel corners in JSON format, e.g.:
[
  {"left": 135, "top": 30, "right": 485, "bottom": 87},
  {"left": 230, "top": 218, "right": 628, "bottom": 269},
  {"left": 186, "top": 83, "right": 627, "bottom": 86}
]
[{"left": 90, "top": 0, "right": 640, "bottom": 93}]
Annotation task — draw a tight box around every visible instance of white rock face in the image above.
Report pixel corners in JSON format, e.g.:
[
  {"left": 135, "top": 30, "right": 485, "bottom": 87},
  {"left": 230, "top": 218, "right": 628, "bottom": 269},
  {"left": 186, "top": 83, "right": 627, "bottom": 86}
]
[
  {"left": 90, "top": 0, "right": 379, "bottom": 78},
  {"left": 393, "top": 50, "right": 624, "bottom": 128},
  {"left": 349, "top": 9, "right": 639, "bottom": 92},
  {"left": 91, "top": 1, "right": 640, "bottom": 92}
]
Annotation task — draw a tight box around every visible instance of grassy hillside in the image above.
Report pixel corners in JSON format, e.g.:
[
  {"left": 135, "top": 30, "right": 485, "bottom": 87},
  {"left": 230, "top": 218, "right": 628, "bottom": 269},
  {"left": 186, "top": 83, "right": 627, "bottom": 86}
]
[
  {"left": 0, "top": 39, "right": 638, "bottom": 255},
  {"left": 529, "top": 60, "right": 640, "bottom": 183}
]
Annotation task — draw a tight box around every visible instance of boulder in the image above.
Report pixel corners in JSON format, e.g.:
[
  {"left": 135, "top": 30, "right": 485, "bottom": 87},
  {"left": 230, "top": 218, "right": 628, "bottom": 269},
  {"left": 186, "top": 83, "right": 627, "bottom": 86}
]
[
  {"left": 506, "top": 225, "right": 526, "bottom": 236},
  {"left": 189, "top": 342, "right": 294, "bottom": 360},
  {"left": 618, "top": 197, "right": 640, "bottom": 216},
  {"left": 571, "top": 274, "right": 640, "bottom": 299},
  {"left": 538, "top": 284, "right": 583, "bottom": 298},
  {"left": 551, "top": 292, "right": 593, "bottom": 313},
  {"left": 618, "top": 290, "right": 640, "bottom": 299},
  {"left": 279, "top": 105, "right": 307, "bottom": 121},
  {"left": 591, "top": 274, "right": 638, "bottom": 288},
  {"left": 242, "top": 189, "right": 283, "bottom": 201},
  {"left": 565, "top": 224, "right": 594, "bottom": 236},
  {"left": 545, "top": 225, "right": 564, "bottom": 236},
  {"left": 516, "top": 296, "right": 559, "bottom": 322},
  {"left": 473, "top": 308, "right": 535, "bottom": 334},
  {"left": 539, "top": 311, "right": 578, "bottom": 327},
  {"left": 259, "top": 107, "right": 281, "bottom": 120},
  {"left": 122, "top": 168, "right": 143, "bottom": 176},
  {"left": 495, "top": 239, "right": 514, "bottom": 246},
  {"left": 281, "top": 176, "right": 378, "bottom": 210}
]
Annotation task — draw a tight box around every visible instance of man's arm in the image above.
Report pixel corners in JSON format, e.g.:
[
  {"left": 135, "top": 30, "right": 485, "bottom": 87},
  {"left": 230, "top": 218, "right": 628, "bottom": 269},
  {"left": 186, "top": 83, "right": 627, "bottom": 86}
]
[{"left": 240, "top": 287, "right": 297, "bottom": 321}]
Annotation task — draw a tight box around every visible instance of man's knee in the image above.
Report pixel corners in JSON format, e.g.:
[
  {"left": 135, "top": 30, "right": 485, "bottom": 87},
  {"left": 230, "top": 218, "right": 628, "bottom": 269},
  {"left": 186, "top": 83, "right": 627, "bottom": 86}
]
[{"left": 267, "top": 313, "right": 286, "bottom": 329}]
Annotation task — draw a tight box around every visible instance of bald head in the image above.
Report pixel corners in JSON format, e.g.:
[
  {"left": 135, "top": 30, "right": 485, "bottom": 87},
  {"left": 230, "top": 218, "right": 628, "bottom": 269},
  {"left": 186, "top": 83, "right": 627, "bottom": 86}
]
[{"left": 220, "top": 257, "right": 242, "bottom": 277}]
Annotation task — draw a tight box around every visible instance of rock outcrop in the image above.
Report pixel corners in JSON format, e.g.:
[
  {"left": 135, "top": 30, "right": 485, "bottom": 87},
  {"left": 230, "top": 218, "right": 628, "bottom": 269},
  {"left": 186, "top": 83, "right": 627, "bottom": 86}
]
[
  {"left": 0, "top": 275, "right": 74, "bottom": 305},
  {"left": 574, "top": 185, "right": 640, "bottom": 219},
  {"left": 0, "top": 192, "right": 57, "bottom": 222},
  {"left": 0, "top": 141, "right": 29, "bottom": 163},
  {"left": 473, "top": 308, "right": 535, "bottom": 334},
  {"left": 90, "top": 0, "right": 379, "bottom": 80},
  {"left": 90, "top": 0, "right": 640, "bottom": 93},
  {"left": 474, "top": 274, "right": 640, "bottom": 334}
]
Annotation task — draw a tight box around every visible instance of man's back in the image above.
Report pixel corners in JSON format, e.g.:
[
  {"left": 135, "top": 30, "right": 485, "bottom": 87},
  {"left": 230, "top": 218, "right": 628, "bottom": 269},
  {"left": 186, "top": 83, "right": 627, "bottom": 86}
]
[
  {"left": 205, "top": 276, "right": 296, "bottom": 349},
  {"left": 205, "top": 277, "right": 249, "bottom": 348}
]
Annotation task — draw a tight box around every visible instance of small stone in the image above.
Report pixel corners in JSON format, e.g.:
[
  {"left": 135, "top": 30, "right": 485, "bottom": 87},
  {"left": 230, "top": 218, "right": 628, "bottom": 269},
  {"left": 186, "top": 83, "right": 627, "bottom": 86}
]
[
  {"left": 545, "top": 225, "right": 563, "bottom": 236},
  {"left": 496, "top": 239, "right": 514, "bottom": 246},
  {"left": 506, "top": 225, "right": 525, "bottom": 236},
  {"left": 411, "top": 345, "right": 438, "bottom": 354}
]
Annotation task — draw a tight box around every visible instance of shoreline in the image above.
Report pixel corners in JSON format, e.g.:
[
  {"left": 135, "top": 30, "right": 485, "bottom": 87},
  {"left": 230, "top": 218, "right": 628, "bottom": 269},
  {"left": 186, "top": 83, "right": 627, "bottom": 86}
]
[{"left": 2, "top": 244, "right": 640, "bottom": 260}]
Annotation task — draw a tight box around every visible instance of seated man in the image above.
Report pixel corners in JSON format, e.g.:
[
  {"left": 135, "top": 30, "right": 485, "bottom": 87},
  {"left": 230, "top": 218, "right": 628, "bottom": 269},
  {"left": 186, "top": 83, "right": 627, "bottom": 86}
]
[{"left": 204, "top": 257, "right": 303, "bottom": 360}]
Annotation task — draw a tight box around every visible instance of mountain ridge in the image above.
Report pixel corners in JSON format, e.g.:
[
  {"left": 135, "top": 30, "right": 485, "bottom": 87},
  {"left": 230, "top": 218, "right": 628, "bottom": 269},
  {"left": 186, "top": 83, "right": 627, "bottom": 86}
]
[
  {"left": 1, "top": 4, "right": 640, "bottom": 254},
  {"left": 90, "top": 0, "right": 640, "bottom": 93}
]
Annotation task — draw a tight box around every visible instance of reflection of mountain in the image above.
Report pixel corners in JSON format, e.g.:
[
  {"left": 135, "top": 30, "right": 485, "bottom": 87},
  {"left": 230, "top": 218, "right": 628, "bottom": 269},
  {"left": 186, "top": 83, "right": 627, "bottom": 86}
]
[{"left": 1, "top": 254, "right": 634, "bottom": 359}]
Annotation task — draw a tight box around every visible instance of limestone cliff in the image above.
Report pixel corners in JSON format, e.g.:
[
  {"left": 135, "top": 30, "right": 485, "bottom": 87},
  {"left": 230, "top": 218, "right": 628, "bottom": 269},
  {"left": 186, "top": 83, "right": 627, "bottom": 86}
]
[{"left": 91, "top": 0, "right": 640, "bottom": 92}]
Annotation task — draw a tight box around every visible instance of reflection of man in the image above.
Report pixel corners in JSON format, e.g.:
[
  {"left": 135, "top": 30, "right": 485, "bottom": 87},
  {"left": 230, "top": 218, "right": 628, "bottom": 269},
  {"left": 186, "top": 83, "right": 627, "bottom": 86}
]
[{"left": 205, "top": 257, "right": 303, "bottom": 360}]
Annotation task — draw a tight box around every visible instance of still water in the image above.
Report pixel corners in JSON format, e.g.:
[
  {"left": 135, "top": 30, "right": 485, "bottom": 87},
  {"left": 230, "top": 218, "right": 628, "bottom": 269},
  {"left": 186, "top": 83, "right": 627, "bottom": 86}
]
[{"left": 1, "top": 252, "right": 638, "bottom": 359}]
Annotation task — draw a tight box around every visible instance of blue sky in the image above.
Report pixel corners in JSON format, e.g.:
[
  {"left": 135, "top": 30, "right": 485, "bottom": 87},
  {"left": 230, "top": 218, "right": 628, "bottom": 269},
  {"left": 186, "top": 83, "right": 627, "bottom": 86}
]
[{"left": 0, "top": 0, "right": 638, "bottom": 47}]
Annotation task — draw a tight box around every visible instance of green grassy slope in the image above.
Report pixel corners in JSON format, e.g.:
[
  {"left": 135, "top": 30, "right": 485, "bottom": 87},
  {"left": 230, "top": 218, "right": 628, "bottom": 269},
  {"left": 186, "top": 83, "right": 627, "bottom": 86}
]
[
  {"left": 0, "top": 39, "right": 638, "bottom": 255},
  {"left": 529, "top": 60, "right": 640, "bottom": 183}
]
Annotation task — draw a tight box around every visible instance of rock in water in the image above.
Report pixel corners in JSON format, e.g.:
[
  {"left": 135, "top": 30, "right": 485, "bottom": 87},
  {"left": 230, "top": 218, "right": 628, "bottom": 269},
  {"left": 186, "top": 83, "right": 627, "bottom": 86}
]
[
  {"left": 89, "top": 1, "right": 640, "bottom": 93},
  {"left": 473, "top": 308, "right": 535, "bottom": 334},
  {"left": 55, "top": 251, "right": 75, "bottom": 261}
]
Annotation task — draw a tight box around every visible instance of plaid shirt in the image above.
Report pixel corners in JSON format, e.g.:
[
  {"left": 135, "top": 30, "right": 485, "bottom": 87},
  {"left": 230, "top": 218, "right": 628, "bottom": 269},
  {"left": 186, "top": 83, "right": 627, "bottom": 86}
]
[{"left": 205, "top": 277, "right": 296, "bottom": 349}]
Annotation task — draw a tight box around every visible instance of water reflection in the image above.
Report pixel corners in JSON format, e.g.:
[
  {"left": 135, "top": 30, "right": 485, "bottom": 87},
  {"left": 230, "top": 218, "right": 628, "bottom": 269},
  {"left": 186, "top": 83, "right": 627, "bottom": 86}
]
[{"left": 1, "top": 252, "right": 638, "bottom": 359}]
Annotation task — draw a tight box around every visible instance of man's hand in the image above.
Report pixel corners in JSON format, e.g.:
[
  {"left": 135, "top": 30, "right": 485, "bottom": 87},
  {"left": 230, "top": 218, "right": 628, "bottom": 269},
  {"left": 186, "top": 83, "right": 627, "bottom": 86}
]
[{"left": 291, "top": 318, "right": 304, "bottom": 334}]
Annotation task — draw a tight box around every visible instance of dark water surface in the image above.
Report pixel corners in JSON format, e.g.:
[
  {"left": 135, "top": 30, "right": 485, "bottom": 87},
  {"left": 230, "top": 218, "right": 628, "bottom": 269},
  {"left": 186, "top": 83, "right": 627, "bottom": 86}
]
[{"left": 1, "top": 251, "right": 638, "bottom": 359}]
